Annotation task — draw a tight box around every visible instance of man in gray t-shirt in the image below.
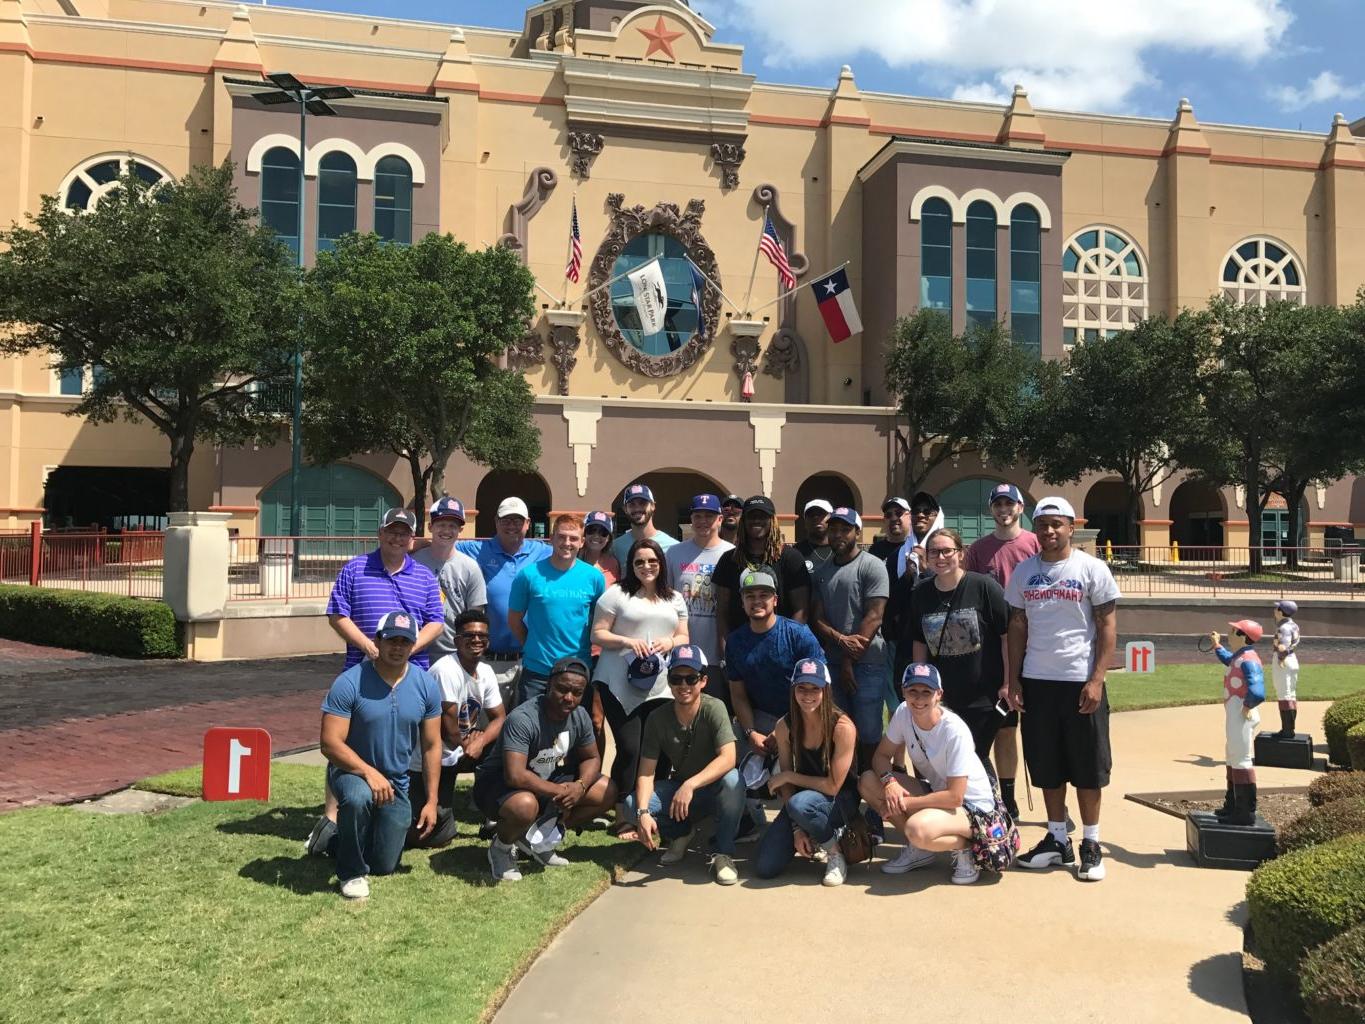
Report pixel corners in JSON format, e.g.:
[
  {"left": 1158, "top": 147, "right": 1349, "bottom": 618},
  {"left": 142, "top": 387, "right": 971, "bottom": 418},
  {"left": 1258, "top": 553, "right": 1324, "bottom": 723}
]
[
  {"left": 413, "top": 498, "right": 487, "bottom": 662},
  {"left": 810, "top": 507, "right": 890, "bottom": 762},
  {"left": 665, "top": 494, "right": 734, "bottom": 676}
]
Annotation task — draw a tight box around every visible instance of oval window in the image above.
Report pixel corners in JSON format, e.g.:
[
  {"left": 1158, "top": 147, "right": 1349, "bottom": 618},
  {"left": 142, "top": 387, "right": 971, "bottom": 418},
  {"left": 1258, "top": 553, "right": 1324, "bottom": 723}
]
[{"left": 608, "top": 234, "right": 701, "bottom": 356}]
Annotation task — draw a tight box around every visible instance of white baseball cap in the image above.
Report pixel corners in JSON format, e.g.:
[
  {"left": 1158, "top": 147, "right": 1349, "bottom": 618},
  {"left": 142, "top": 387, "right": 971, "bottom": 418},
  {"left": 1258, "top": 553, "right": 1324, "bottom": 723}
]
[
  {"left": 803, "top": 499, "right": 834, "bottom": 515},
  {"left": 496, "top": 497, "right": 530, "bottom": 519},
  {"left": 1033, "top": 496, "right": 1077, "bottom": 520}
]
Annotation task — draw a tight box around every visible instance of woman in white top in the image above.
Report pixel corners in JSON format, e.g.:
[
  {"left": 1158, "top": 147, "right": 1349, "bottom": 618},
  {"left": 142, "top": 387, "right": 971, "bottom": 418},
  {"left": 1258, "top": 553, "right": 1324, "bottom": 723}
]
[
  {"left": 592, "top": 537, "right": 689, "bottom": 832},
  {"left": 858, "top": 661, "right": 997, "bottom": 885}
]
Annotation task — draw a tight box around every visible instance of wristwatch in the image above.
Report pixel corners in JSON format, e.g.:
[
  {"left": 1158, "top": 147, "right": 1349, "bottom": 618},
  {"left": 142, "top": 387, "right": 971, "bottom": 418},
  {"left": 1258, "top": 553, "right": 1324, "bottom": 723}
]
[{"left": 880, "top": 771, "right": 897, "bottom": 785}]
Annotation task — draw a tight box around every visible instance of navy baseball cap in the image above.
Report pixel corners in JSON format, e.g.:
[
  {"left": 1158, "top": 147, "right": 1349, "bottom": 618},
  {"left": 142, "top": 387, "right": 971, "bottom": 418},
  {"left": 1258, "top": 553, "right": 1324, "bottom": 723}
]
[
  {"left": 374, "top": 611, "right": 418, "bottom": 643},
  {"left": 829, "top": 506, "right": 862, "bottom": 530},
  {"left": 549, "top": 655, "right": 591, "bottom": 679},
  {"left": 691, "top": 494, "right": 722, "bottom": 514},
  {"left": 988, "top": 483, "right": 1024, "bottom": 506},
  {"left": 627, "top": 652, "right": 663, "bottom": 689},
  {"left": 584, "top": 510, "right": 612, "bottom": 532},
  {"left": 900, "top": 662, "right": 943, "bottom": 691},
  {"left": 743, "top": 494, "right": 776, "bottom": 516},
  {"left": 668, "top": 645, "right": 708, "bottom": 674},
  {"left": 428, "top": 496, "right": 466, "bottom": 522},
  {"left": 790, "top": 658, "right": 830, "bottom": 688},
  {"left": 1276, "top": 600, "right": 1298, "bottom": 616},
  {"left": 721, "top": 494, "right": 744, "bottom": 509},
  {"left": 622, "top": 483, "right": 655, "bottom": 504}
]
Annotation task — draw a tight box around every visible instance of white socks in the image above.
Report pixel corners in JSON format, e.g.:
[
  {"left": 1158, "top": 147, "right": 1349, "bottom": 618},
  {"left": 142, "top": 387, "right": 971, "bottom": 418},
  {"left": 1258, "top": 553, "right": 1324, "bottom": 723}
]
[
  {"left": 1082, "top": 824, "right": 1100, "bottom": 843},
  {"left": 1048, "top": 821, "right": 1068, "bottom": 844}
]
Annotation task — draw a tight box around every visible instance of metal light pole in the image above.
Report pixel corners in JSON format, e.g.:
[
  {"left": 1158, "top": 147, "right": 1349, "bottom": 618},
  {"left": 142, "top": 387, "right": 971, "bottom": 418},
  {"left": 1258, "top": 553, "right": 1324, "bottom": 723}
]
[{"left": 253, "top": 74, "right": 353, "bottom": 543}]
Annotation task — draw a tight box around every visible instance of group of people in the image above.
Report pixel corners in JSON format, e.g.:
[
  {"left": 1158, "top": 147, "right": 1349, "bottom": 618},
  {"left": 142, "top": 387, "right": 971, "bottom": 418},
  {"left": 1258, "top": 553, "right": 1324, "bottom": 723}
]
[{"left": 304, "top": 481, "right": 1123, "bottom": 899}]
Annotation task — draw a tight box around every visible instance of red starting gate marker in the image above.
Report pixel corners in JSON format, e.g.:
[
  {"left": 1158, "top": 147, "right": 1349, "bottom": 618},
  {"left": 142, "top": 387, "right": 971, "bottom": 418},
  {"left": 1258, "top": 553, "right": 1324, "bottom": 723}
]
[{"left": 202, "top": 727, "right": 272, "bottom": 801}]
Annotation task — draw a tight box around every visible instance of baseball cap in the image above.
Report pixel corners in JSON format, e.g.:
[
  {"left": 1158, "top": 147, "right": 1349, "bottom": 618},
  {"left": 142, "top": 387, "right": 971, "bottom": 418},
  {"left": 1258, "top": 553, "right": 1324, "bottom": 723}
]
[
  {"left": 691, "top": 494, "right": 722, "bottom": 514},
  {"left": 428, "top": 496, "right": 466, "bottom": 522},
  {"left": 803, "top": 499, "right": 834, "bottom": 516},
  {"left": 882, "top": 497, "right": 910, "bottom": 514},
  {"left": 524, "top": 812, "right": 565, "bottom": 855},
  {"left": 721, "top": 494, "right": 744, "bottom": 509},
  {"left": 668, "top": 645, "right": 708, "bottom": 674},
  {"left": 496, "top": 497, "right": 530, "bottom": 519},
  {"left": 584, "top": 510, "right": 612, "bottom": 533},
  {"left": 743, "top": 495, "right": 776, "bottom": 516},
  {"left": 988, "top": 483, "right": 1024, "bottom": 506},
  {"left": 790, "top": 658, "right": 830, "bottom": 688},
  {"left": 909, "top": 491, "right": 940, "bottom": 514},
  {"left": 381, "top": 507, "right": 417, "bottom": 531},
  {"left": 549, "top": 655, "right": 591, "bottom": 679},
  {"left": 1276, "top": 600, "right": 1298, "bottom": 616},
  {"left": 627, "top": 652, "right": 663, "bottom": 689},
  {"left": 739, "top": 750, "right": 773, "bottom": 790},
  {"left": 829, "top": 506, "right": 862, "bottom": 530},
  {"left": 740, "top": 569, "right": 777, "bottom": 592},
  {"left": 1229, "top": 619, "right": 1264, "bottom": 644},
  {"left": 1033, "top": 496, "right": 1077, "bottom": 520},
  {"left": 622, "top": 482, "right": 655, "bottom": 505},
  {"left": 374, "top": 610, "right": 417, "bottom": 643},
  {"left": 900, "top": 662, "right": 943, "bottom": 691}
]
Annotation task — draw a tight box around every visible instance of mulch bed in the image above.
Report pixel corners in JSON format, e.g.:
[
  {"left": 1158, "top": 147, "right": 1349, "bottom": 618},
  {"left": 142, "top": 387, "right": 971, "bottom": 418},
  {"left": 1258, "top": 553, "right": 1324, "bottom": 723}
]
[{"left": 1140, "top": 789, "right": 1311, "bottom": 831}]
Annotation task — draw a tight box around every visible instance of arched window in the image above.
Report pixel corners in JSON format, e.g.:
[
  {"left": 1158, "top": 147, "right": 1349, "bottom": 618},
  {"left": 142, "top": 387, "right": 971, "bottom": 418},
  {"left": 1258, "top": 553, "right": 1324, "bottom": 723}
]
[
  {"left": 374, "top": 155, "right": 413, "bottom": 244},
  {"left": 1062, "top": 226, "right": 1148, "bottom": 349},
  {"left": 60, "top": 154, "right": 169, "bottom": 212},
  {"left": 1220, "top": 237, "right": 1305, "bottom": 307},
  {"left": 919, "top": 197, "right": 952, "bottom": 314},
  {"left": 965, "top": 200, "right": 997, "bottom": 330},
  {"left": 260, "top": 146, "right": 301, "bottom": 258},
  {"left": 316, "top": 151, "right": 357, "bottom": 254},
  {"left": 1010, "top": 205, "right": 1042, "bottom": 358}
]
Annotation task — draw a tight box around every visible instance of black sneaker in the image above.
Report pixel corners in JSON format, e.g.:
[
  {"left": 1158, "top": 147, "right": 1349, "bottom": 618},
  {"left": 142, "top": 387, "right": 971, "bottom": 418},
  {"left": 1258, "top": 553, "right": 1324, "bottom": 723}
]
[
  {"left": 303, "top": 815, "right": 336, "bottom": 857},
  {"left": 1016, "top": 832, "right": 1075, "bottom": 870},
  {"left": 1077, "top": 838, "right": 1106, "bottom": 881}
]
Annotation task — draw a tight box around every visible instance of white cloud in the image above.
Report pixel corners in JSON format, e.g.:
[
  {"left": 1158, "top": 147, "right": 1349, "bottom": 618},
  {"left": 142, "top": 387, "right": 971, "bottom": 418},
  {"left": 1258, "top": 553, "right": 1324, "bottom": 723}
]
[
  {"left": 719, "top": 0, "right": 1292, "bottom": 112},
  {"left": 1268, "top": 70, "right": 1364, "bottom": 111}
]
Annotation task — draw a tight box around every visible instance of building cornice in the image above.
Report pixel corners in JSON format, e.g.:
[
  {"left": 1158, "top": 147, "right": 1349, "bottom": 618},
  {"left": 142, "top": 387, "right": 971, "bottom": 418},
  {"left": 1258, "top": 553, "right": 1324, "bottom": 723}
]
[
  {"left": 857, "top": 136, "right": 1069, "bottom": 181},
  {"left": 26, "top": 13, "right": 225, "bottom": 40},
  {"left": 252, "top": 33, "right": 444, "bottom": 61},
  {"left": 532, "top": 394, "right": 899, "bottom": 418}
]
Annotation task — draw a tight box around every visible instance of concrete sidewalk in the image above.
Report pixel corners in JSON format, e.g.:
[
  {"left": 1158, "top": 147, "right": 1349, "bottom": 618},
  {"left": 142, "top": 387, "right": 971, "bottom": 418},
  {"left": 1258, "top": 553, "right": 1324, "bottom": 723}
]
[{"left": 494, "top": 701, "right": 1333, "bottom": 1024}]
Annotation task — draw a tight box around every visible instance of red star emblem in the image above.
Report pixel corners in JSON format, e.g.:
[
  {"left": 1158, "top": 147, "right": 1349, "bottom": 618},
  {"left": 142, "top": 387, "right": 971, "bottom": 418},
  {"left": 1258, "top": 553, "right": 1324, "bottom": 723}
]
[{"left": 637, "top": 15, "right": 684, "bottom": 61}]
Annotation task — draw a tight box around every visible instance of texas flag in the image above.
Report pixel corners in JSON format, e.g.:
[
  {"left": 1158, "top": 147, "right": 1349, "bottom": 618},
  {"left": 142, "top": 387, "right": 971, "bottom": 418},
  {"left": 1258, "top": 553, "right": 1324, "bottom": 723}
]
[{"left": 812, "top": 267, "right": 862, "bottom": 343}]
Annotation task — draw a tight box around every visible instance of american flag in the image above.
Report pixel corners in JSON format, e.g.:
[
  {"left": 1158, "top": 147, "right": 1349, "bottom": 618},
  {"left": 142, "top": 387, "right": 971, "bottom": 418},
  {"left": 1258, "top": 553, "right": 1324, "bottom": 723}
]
[
  {"left": 759, "top": 212, "right": 795, "bottom": 291},
  {"left": 565, "top": 198, "right": 582, "bottom": 283}
]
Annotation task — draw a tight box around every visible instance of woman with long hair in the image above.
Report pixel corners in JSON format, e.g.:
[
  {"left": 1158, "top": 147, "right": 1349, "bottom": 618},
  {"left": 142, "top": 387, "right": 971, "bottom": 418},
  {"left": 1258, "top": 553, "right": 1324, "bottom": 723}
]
[
  {"left": 713, "top": 495, "right": 811, "bottom": 659},
  {"left": 753, "top": 659, "right": 859, "bottom": 886},
  {"left": 592, "top": 537, "right": 689, "bottom": 833}
]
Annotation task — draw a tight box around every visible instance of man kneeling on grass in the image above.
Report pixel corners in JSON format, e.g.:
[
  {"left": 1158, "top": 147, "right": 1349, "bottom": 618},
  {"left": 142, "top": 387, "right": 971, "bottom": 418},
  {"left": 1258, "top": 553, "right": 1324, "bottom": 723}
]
[
  {"left": 473, "top": 656, "right": 616, "bottom": 882},
  {"left": 319, "top": 611, "right": 443, "bottom": 900}
]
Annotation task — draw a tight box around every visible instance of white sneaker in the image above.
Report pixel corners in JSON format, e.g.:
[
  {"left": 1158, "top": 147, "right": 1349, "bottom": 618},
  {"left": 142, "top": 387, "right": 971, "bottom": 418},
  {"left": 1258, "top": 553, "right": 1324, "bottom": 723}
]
[
  {"left": 488, "top": 839, "right": 523, "bottom": 882},
  {"left": 951, "top": 849, "right": 981, "bottom": 885},
  {"left": 339, "top": 875, "right": 369, "bottom": 900},
  {"left": 881, "top": 844, "right": 936, "bottom": 874},
  {"left": 821, "top": 839, "right": 847, "bottom": 887},
  {"left": 659, "top": 828, "right": 696, "bottom": 865}
]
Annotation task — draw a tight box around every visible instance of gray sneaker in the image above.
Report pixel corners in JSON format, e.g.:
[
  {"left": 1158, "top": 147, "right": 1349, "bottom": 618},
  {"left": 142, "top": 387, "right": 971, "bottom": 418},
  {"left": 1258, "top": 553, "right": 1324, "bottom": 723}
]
[
  {"left": 304, "top": 816, "right": 336, "bottom": 857},
  {"left": 711, "top": 853, "right": 739, "bottom": 885},
  {"left": 516, "top": 837, "right": 570, "bottom": 868},
  {"left": 488, "top": 839, "right": 523, "bottom": 882}
]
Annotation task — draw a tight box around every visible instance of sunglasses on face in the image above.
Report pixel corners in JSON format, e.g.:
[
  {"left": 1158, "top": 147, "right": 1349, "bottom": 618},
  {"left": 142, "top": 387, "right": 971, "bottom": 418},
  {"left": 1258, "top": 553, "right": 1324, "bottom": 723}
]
[
  {"left": 912, "top": 507, "right": 935, "bottom": 516},
  {"left": 633, "top": 557, "right": 659, "bottom": 567},
  {"left": 456, "top": 632, "right": 489, "bottom": 644},
  {"left": 668, "top": 673, "right": 701, "bottom": 687}
]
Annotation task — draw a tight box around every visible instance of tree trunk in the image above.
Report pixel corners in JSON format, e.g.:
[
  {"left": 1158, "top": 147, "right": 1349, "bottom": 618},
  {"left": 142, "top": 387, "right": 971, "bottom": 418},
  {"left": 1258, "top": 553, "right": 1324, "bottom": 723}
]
[
  {"left": 428, "top": 446, "right": 455, "bottom": 510},
  {"left": 404, "top": 452, "right": 428, "bottom": 535},
  {"left": 167, "top": 432, "right": 195, "bottom": 513},
  {"left": 1124, "top": 472, "right": 1143, "bottom": 553},
  {"left": 1284, "top": 479, "right": 1309, "bottom": 570},
  {"left": 1246, "top": 464, "right": 1264, "bottom": 576}
]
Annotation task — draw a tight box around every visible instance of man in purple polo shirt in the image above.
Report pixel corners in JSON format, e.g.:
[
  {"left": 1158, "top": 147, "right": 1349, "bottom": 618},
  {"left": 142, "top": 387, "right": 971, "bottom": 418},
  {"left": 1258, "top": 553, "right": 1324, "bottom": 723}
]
[{"left": 306, "top": 507, "right": 444, "bottom": 854}]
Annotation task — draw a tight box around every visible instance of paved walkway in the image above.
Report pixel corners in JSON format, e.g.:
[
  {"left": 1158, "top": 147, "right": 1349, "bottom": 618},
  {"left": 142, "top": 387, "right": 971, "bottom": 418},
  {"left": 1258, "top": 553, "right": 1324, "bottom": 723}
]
[
  {"left": 494, "top": 701, "right": 1334, "bottom": 1024},
  {"left": 0, "top": 648, "right": 336, "bottom": 810}
]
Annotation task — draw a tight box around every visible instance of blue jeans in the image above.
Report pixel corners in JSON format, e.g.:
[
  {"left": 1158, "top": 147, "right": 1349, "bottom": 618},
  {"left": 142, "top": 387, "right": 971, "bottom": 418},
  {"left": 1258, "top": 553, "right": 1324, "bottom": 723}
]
[
  {"left": 883, "top": 640, "right": 901, "bottom": 718},
  {"left": 754, "top": 788, "right": 856, "bottom": 879},
  {"left": 328, "top": 767, "right": 411, "bottom": 883},
  {"left": 834, "top": 660, "right": 889, "bottom": 743},
  {"left": 626, "top": 768, "right": 746, "bottom": 856},
  {"left": 517, "top": 670, "right": 549, "bottom": 708}
]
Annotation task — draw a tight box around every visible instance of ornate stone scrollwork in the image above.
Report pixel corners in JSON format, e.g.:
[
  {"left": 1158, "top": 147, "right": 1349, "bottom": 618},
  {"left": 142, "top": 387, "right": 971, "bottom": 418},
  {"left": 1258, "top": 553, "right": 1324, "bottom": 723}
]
[
  {"left": 505, "top": 325, "right": 545, "bottom": 371},
  {"left": 497, "top": 167, "right": 559, "bottom": 261},
  {"left": 568, "top": 130, "right": 605, "bottom": 180},
  {"left": 547, "top": 310, "right": 586, "bottom": 396},
  {"left": 585, "top": 193, "right": 723, "bottom": 378},
  {"left": 710, "top": 141, "right": 746, "bottom": 190},
  {"left": 761, "top": 327, "right": 801, "bottom": 378}
]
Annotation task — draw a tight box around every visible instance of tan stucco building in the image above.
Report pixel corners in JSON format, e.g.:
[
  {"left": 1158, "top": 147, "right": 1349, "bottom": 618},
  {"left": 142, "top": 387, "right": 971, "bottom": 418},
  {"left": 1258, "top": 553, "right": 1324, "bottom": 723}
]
[{"left": 3, "top": 0, "right": 1363, "bottom": 552}]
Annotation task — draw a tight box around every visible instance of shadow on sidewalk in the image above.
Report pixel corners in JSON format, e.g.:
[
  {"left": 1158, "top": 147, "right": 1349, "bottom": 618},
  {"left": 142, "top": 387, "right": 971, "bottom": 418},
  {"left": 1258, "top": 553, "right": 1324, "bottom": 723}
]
[
  {"left": 1101, "top": 840, "right": 1186, "bottom": 869},
  {"left": 1187, "top": 951, "right": 1247, "bottom": 1014}
]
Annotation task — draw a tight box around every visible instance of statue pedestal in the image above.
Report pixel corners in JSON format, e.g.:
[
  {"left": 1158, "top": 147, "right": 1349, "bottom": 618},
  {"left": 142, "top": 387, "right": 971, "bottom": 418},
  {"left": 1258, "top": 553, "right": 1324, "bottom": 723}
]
[
  {"left": 1254, "top": 732, "right": 1316, "bottom": 770},
  {"left": 1185, "top": 810, "right": 1276, "bottom": 870}
]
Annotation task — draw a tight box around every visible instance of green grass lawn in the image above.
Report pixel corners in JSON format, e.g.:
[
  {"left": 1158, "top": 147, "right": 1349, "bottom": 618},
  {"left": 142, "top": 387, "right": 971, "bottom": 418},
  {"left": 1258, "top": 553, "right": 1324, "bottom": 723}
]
[
  {"left": 1107, "top": 663, "right": 1365, "bottom": 711},
  {"left": 1, "top": 764, "right": 640, "bottom": 1024}
]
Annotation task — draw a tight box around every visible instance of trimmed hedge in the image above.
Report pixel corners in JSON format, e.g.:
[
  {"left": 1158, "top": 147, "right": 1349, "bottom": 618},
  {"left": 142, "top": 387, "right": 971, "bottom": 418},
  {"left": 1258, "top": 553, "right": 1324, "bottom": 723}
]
[
  {"left": 1301, "top": 921, "right": 1365, "bottom": 1024},
  {"left": 1325, "top": 693, "right": 1365, "bottom": 767},
  {"left": 0, "top": 585, "right": 179, "bottom": 658},
  {"left": 1247, "top": 834, "right": 1365, "bottom": 976},
  {"left": 1351, "top": 722, "right": 1365, "bottom": 773},
  {"left": 1278, "top": 797, "right": 1365, "bottom": 855},
  {"left": 1310, "top": 772, "right": 1365, "bottom": 807}
]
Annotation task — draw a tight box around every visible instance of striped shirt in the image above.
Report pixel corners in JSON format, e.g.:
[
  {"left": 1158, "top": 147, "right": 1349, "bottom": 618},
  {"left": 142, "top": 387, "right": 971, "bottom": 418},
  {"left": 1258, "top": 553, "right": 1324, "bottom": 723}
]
[{"left": 325, "top": 550, "right": 443, "bottom": 669}]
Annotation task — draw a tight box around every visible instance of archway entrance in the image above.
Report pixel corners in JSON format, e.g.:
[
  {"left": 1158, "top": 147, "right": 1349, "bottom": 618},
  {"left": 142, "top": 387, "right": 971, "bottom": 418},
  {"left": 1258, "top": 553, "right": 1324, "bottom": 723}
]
[
  {"left": 1169, "top": 479, "right": 1225, "bottom": 559},
  {"left": 1083, "top": 480, "right": 1135, "bottom": 548},
  {"left": 475, "top": 471, "right": 552, "bottom": 539},
  {"left": 612, "top": 470, "right": 727, "bottom": 540},
  {"left": 260, "top": 463, "right": 400, "bottom": 537},
  {"left": 792, "top": 472, "right": 858, "bottom": 542},
  {"left": 938, "top": 478, "right": 1032, "bottom": 544}
]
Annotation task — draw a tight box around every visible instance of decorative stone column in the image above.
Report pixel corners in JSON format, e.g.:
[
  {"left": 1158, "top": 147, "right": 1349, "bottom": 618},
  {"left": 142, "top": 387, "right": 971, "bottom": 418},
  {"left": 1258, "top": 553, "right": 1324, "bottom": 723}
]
[
  {"left": 547, "top": 308, "right": 587, "bottom": 396},
  {"left": 163, "top": 511, "right": 231, "bottom": 661},
  {"left": 729, "top": 318, "right": 765, "bottom": 402}
]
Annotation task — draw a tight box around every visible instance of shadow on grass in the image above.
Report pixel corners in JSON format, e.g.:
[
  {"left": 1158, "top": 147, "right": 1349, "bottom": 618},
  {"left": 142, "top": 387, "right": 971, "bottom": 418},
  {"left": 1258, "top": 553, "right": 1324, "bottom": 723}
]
[
  {"left": 217, "top": 805, "right": 320, "bottom": 842},
  {"left": 427, "top": 836, "right": 641, "bottom": 886},
  {"left": 239, "top": 855, "right": 336, "bottom": 895}
]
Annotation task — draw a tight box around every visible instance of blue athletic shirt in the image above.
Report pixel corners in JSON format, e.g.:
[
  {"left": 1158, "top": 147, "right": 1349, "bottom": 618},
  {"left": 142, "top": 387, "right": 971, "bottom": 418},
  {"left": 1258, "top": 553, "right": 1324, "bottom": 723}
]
[
  {"left": 321, "top": 661, "right": 441, "bottom": 792},
  {"left": 725, "top": 616, "right": 824, "bottom": 718},
  {"left": 456, "top": 538, "right": 552, "bottom": 653},
  {"left": 508, "top": 558, "right": 605, "bottom": 676},
  {"left": 325, "top": 550, "right": 443, "bottom": 669}
]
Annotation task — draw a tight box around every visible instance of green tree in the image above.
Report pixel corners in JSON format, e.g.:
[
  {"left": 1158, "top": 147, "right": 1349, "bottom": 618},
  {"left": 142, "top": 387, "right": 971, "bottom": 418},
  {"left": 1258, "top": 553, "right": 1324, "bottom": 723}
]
[
  {"left": 300, "top": 233, "right": 540, "bottom": 533},
  {"left": 1014, "top": 312, "right": 1214, "bottom": 549},
  {"left": 883, "top": 311, "right": 1032, "bottom": 493},
  {"left": 0, "top": 163, "right": 297, "bottom": 511}
]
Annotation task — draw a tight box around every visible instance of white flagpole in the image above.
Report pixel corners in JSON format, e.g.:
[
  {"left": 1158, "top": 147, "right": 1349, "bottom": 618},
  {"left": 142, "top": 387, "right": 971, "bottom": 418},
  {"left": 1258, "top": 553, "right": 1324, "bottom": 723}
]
[
  {"left": 561, "top": 192, "right": 576, "bottom": 308},
  {"left": 685, "top": 256, "right": 744, "bottom": 315},
  {"left": 740, "top": 215, "right": 768, "bottom": 315},
  {"left": 746, "top": 260, "right": 850, "bottom": 317},
  {"left": 532, "top": 279, "right": 561, "bottom": 305}
]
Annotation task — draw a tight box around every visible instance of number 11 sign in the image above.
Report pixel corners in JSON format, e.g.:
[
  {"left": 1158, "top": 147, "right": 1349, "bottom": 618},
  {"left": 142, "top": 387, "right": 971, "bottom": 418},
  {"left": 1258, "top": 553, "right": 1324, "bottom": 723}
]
[
  {"left": 1125, "top": 641, "right": 1156, "bottom": 674},
  {"left": 203, "top": 727, "right": 272, "bottom": 801}
]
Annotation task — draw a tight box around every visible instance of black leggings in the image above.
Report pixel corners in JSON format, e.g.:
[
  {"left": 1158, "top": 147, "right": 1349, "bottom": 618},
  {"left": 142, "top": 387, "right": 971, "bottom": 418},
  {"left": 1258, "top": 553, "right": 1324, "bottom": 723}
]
[{"left": 598, "top": 684, "right": 671, "bottom": 798}]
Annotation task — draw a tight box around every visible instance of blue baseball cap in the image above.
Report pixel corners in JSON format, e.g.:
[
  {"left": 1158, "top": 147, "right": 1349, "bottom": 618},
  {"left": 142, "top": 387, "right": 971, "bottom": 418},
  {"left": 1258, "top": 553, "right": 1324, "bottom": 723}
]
[
  {"left": 622, "top": 483, "right": 655, "bottom": 505},
  {"left": 900, "top": 662, "right": 943, "bottom": 691},
  {"left": 828, "top": 506, "right": 862, "bottom": 530},
  {"left": 988, "top": 483, "right": 1024, "bottom": 506},
  {"left": 627, "top": 652, "right": 663, "bottom": 689},
  {"left": 374, "top": 611, "right": 418, "bottom": 643},
  {"left": 790, "top": 658, "right": 830, "bottom": 688},
  {"left": 428, "top": 496, "right": 466, "bottom": 522},
  {"left": 668, "top": 645, "right": 709, "bottom": 674},
  {"left": 690, "top": 494, "right": 722, "bottom": 513},
  {"left": 584, "top": 510, "right": 612, "bottom": 532}
]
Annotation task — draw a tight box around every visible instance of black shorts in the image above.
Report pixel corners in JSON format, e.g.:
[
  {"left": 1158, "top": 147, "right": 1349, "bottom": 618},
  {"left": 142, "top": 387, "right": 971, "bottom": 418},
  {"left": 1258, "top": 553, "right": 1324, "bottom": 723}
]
[
  {"left": 472, "top": 767, "right": 577, "bottom": 821},
  {"left": 1020, "top": 678, "right": 1112, "bottom": 790},
  {"left": 945, "top": 700, "right": 1007, "bottom": 766}
]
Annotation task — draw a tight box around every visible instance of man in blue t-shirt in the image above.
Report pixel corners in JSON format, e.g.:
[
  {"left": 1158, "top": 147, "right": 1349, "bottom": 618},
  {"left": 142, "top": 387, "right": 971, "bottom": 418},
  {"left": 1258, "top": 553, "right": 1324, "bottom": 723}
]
[
  {"left": 508, "top": 513, "right": 605, "bottom": 707},
  {"left": 726, "top": 569, "right": 824, "bottom": 757},
  {"left": 317, "top": 611, "right": 442, "bottom": 900}
]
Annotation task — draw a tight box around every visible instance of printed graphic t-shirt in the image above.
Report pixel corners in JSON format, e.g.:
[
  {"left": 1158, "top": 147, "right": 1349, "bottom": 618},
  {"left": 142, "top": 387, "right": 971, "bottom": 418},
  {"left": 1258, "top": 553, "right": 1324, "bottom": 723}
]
[{"left": 1003, "top": 549, "right": 1121, "bottom": 682}]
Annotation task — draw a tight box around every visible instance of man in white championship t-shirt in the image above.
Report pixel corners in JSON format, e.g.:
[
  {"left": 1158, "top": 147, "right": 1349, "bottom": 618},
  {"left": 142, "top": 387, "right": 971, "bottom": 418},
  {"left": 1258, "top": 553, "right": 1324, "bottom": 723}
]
[{"left": 1005, "top": 496, "right": 1120, "bottom": 883}]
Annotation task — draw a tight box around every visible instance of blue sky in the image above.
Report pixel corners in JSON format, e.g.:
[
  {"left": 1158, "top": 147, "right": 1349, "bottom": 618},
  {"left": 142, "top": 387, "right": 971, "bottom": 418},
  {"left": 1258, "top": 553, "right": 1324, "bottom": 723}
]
[{"left": 272, "top": 1, "right": 1363, "bottom": 132}]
